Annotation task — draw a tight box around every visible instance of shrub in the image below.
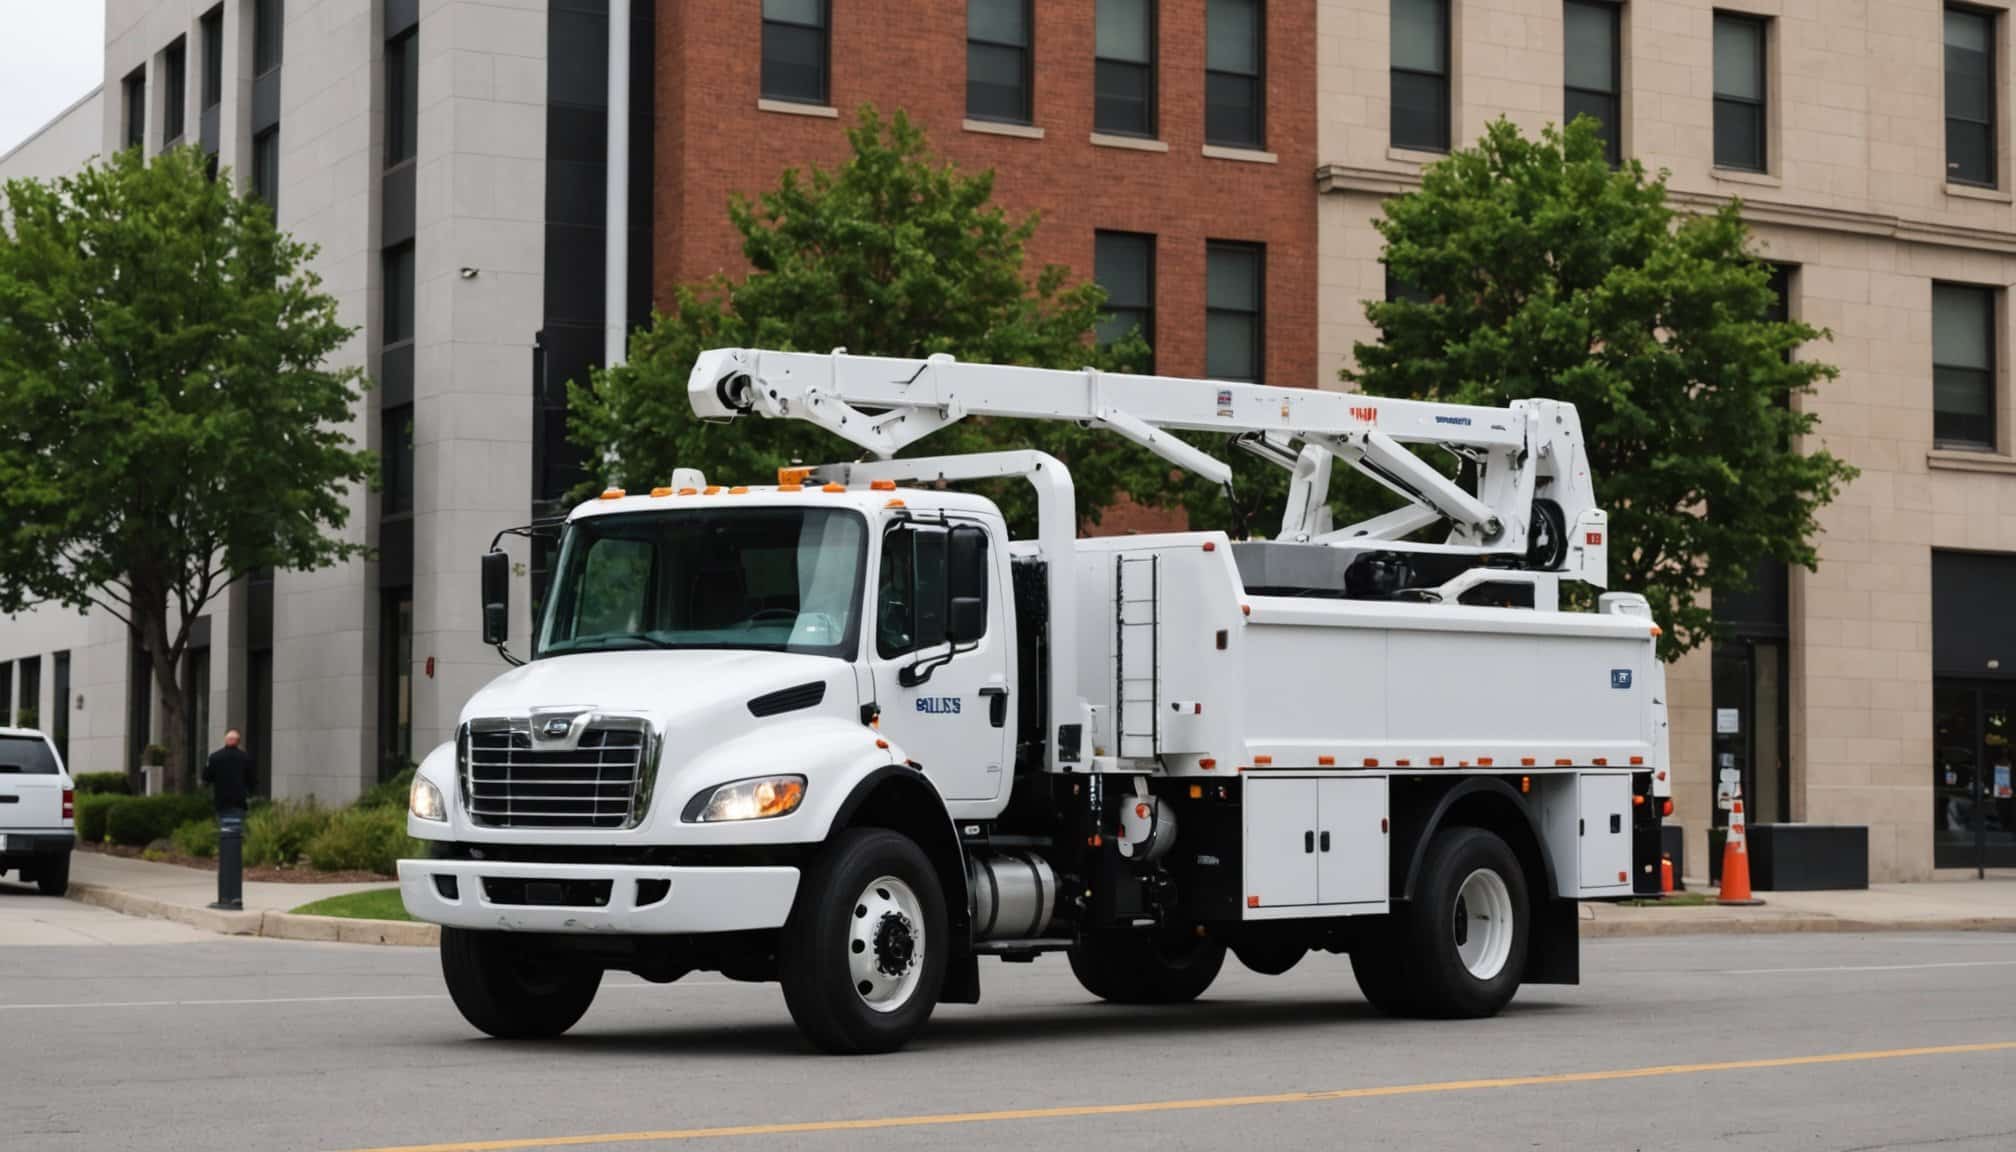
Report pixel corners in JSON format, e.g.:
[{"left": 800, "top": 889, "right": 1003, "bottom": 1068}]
[
  {"left": 73, "top": 772, "right": 132, "bottom": 795},
  {"left": 75, "top": 793, "right": 123, "bottom": 842},
  {"left": 104, "top": 793, "right": 213, "bottom": 847},
  {"left": 142, "top": 743, "right": 168, "bottom": 767},
  {"left": 303, "top": 806, "right": 419, "bottom": 876},
  {"left": 244, "top": 800, "right": 331, "bottom": 868},
  {"left": 170, "top": 817, "right": 219, "bottom": 859},
  {"left": 359, "top": 765, "right": 417, "bottom": 811}
]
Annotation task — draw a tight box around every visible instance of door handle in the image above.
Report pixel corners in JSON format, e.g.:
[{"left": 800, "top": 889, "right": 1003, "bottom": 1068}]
[
  {"left": 1304, "top": 830, "right": 1315, "bottom": 853},
  {"left": 1320, "top": 831, "right": 1331, "bottom": 853},
  {"left": 978, "top": 685, "right": 1008, "bottom": 729}
]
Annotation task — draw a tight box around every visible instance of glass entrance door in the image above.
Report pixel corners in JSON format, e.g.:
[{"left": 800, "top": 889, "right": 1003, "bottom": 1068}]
[
  {"left": 1711, "top": 638, "right": 1789, "bottom": 828},
  {"left": 1933, "top": 681, "right": 2016, "bottom": 871}
]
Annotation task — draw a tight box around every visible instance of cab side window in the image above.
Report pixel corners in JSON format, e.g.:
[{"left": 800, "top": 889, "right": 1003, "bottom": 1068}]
[{"left": 877, "top": 526, "right": 950, "bottom": 657}]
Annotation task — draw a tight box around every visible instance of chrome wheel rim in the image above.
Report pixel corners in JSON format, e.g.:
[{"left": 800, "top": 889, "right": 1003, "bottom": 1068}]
[
  {"left": 849, "top": 875, "right": 924, "bottom": 1013},
  {"left": 1451, "top": 868, "right": 1514, "bottom": 981}
]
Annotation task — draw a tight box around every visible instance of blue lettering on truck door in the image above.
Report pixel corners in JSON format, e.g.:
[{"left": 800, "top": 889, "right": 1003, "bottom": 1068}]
[{"left": 916, "top": 697, "right": 962, "bottom": 715}]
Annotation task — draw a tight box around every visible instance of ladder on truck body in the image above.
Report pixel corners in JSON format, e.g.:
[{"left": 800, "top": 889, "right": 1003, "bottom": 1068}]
[{"left": 1113, "top": 554, "right": 1159, "bottom": 759}]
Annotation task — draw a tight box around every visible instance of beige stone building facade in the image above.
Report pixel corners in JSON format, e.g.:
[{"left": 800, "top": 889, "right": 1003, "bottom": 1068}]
[{"left": 1318, "top": 0, "right": 2016, "bottom": 881}]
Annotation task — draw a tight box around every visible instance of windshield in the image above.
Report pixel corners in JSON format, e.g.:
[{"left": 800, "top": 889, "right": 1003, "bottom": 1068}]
[
  {"left": 0, "top": 734, "right": 58, "bottom": 774},
  {"left": 535, "top": 507, "right": 868, "bottom": 659}
]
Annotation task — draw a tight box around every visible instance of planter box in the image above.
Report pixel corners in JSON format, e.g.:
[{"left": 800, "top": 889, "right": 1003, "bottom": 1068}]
[{"left": 1749, "top": 823, "right": 1868, "bottom": 891}]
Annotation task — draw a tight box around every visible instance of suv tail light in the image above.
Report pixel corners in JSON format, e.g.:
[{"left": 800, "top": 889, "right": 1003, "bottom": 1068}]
[{"left": 62, "top": 788, "right": 74, "bottom": 820}]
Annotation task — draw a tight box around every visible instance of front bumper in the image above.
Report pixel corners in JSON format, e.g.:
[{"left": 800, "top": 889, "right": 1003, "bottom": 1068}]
[{"left": 396, "top": 858, "right": 799, "bottom": 935}]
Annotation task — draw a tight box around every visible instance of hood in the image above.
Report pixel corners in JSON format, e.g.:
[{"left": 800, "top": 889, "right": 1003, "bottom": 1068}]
[{"left": 460, "top": 649, "right": 856, "bottom": 728}]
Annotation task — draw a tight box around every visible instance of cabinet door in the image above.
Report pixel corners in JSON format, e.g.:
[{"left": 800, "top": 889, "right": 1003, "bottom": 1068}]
[
  {"left": 1317, "top": 776, "right": 1389, "bottom": 909},
  {"left": 1243, "top": 777, "right": 1320, "bottom": 909},
  {"left": 1579, "top": 772, "right": 1633, "bottom": 893}
]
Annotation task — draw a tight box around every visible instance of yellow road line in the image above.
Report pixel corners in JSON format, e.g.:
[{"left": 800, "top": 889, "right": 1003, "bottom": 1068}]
[{"left": 342, "top": 1040, "right": 2016, "bottom": 1152}]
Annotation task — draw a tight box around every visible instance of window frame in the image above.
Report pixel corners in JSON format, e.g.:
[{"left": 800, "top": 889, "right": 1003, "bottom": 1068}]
[
  {"left": 1932, "top": 280, "right": 2000, "bottom": 452},
  {"left": 386, "top": 29, "right": 418, "bottom": 168},
  {"left": 163, "top": 37, "right": 188, "bottom": 145},
  {"left": 1390, "top": 0, "right": 1451, "bottom": 153},
  {"left": 1205, "top": 240, "right": 1266, "bottom": 384},
  {"left": 251, "top": 126, "right": 280, "bottom": 212},
  {"left": 382, "top": 241, "right": 416, "bottom": 347},
  {"left": 1095, "top": 0, "right": 1158, "bottom": 138},
  {"left": 122, "top": 68, "right": 146, "bottom": 151},
  {"left": 761, "top": 0, "right": 831, "bottom": 107},
  {"left": 967, "top": 0, "right": 1035, "bottom": 124},
  {"left": 200, "top": 7, "right": 224, "bottom": 111},
  {"left": 1204, "top": 0, "right": 1265, "bottom": 149},
  {"left": 1712, "top": 11, "right": 1769, "bottom": 173},
  {"left": 1094, "top": 230, "right": 1156, "bottom": 367},
  {"left": 1946, "top": 3, "right": 1999, "bottom": 188},
  {"left": 382, "top": 403, "right": 416, "bottom": 518},
  {"left": 1563, "top": 0, "right": 1622, "bottom": 165},
  {"left": 254, "top": 0, "right": 284, "bottom": 79}
]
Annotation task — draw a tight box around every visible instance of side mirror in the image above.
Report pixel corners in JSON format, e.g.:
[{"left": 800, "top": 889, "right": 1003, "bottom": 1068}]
[
  {"left": 480, "top": 550, "right": 510, "bottom": 646},
  {"left": 947, "top": 596, "right": 985, "bottom": 645}
]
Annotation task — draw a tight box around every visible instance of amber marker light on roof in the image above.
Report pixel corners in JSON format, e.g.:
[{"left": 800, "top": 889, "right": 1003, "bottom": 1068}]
[
  {"left": 649, "top": 487, "right": 672, "bottom": 497},
  {"left": 822, "top": 483, "right": 846, "bottom": 493},
  {"left": 599, "top": 488, "right": 625, "bottom": 500},
  {"left": 870, "top": 479, "right": 897, "bottom": 491}
]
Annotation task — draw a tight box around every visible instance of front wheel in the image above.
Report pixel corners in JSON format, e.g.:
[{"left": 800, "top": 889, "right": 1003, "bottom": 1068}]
[
  {"left": 440, "top": 928, "right": 602, "bottom": 1039},
  {"left": 35, "top": 854, "right": 70, "bottom": 897},
  {"left": 1069, "top": 926, "right": 1226, "bottom": 1004},
  {"left": 779, "top": 828, "right": 948, "bottom": 1054}
]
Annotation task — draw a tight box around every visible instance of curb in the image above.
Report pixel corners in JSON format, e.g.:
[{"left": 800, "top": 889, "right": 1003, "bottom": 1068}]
[
  {"left": 68, "top": 884, "right": 439, "bottom": 947},
  {"left": 1580, "top": 911, "right": 2016, "bottom": 938}
]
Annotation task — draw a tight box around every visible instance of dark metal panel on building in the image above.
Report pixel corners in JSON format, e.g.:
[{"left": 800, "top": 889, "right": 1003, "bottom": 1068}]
[
  {"left": 252, "top": 70, "right": 282, "bottom": 132},
  {"left": 380, "top": 342, "right": 414, "bottom": 407},
  {"left": 1712, "top": 557, "right": 1790, "bottom": 638},
  {"left": 386, "top": 0, "right": 420, "bottom": 38},
  {"left": 381, "top": 162, "right": 416, "bottom": 246},
  {"left": 1934, "top": 549, "right": 2016, "bottom": 680},
  {"left": 379, "top": 517, "right": 414, "bottom": 588},
  {"left": 199, "top": 105, "right": 220, "bottom": 157}
]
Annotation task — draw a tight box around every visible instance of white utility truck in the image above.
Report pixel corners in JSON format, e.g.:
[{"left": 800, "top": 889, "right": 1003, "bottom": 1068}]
[{"left": 398, "top": 349, "right": 1671, "bottom": 1053}]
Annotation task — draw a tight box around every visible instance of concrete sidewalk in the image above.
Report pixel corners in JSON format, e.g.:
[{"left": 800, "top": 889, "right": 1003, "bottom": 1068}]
[
  {"left": 66, "top": 848, "right": 433, "bottom": 946},
  {"left": 63, "top": 849, "right": 2016, "bottom": 948}
]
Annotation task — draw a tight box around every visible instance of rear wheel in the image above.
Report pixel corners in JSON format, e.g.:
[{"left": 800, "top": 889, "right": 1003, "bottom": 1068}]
[
  {"left": 1069, "top": 926, "right": 1226, "bottom": 1004},
  {"left": 35, "top": 854, "right": 70, "bottom": 897},
  {"left": 779, "top": 828, "right": 948, "bottom": 1054},
  {"left": 440, "top": 928, "right": 602, "bottom": 1039},
  {"left": 1361, "top": 827, "right": 1529, "bottom": 1019}
]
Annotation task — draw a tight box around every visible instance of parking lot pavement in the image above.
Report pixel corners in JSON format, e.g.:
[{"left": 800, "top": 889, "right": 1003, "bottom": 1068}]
[{"left": 2, "top": 903, "right": 2013, "bottom": 1152}]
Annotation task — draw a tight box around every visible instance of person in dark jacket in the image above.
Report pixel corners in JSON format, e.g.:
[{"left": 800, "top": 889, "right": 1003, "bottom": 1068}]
[{"left": 203, "top": 729, "right": 253, "bottom": 814}]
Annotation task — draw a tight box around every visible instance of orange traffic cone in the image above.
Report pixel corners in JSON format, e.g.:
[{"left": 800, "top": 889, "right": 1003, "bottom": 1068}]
[
  {"left": 1718, "top": 799, "right": 1765, "bottom": 906},
  {"left": 1660, "top": 853, "right": 1674, "bottom": 894}
]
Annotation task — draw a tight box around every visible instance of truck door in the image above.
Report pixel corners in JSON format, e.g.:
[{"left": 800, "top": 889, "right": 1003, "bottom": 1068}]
[{"left": 870, "top": 519, "right": 1011, "bottom": 803}]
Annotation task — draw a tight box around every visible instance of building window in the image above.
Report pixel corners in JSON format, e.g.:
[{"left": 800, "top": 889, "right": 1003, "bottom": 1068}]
[
  {"left": 1391, "top": 0, "right": 1449, "bottom": 152},
  {"left": 383, "top": 404, "right": 415, "bottom": 516},
  {"left": 255, "top": 0, "right": 284, "bottom": 77},
  {"left": 1206, "top": 242, "right": 1264, "bottom": 382},
  {"left": 1094, "top": 231, "right": 1155, "bottom": 363},
  {"left": 183, "top": 646, "right": 209, "bottom": 762},
  {"left": 1947, "top": 5, "right": 1997, "bottom": 187},
  {"left": 1205, "top": 0, "right": 1263, "bottom": 148},
  {"left": 52, "top": 651, "right": 69, "bottom": 765},
  {"left": 378, "top": 589, "right": 413, "bottom": 780},
  {"left": 968, "top": 0, "right": 1032, "bottom": 123},
  {"left": 1564, "top": 1, "right": 1621, "bottom": 164},
  {"left": 1933, "top": 282, "right": 1998, "bottom": 451},
  {"left": 384, "top": 242, "right": 416, "bottom": 347},
  {"left": 1713, "top": 12, "right": 1767, "bottom": 172},
  {"left": 122, "top": 68, "right": 146, "bottom": 151},
  {"left": 201, "top": 7, "right": 224, "bottom": 111},
  {"left": 14, "top": 656, "right": 35, "bottom": 729},
  {"left": 761, "top": 0, "right": 829, "bottom": 105},
  {"left": 252, "top": 127, "right": 280, "bottom": 211},
  {"left": 386, "top": 30, "right": 418, "bottom": 167},
  {"left": 163, "top": 38, "right": 187, "bottom": 145},
  {"left": 1096, "top": 0, "right": 1156, "bottom": 137}
]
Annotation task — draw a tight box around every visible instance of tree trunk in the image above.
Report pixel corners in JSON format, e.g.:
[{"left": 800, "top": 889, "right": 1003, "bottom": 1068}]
[{"left": 138, "top": 592, "right": 189, "bottom": 794}]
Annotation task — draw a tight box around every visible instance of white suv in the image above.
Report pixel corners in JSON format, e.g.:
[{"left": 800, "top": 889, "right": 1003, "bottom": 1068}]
[{"left": 0, "top": 727, "right": 75, "bottom": 896}]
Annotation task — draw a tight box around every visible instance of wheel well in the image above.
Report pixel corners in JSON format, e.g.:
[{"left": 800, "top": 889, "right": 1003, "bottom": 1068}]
[{"left": 832, "top": 768, "right": 970, "bottom": 939}]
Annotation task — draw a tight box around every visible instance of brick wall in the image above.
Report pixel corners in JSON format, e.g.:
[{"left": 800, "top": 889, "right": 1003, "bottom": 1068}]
[{"left": 656, "top": 0, "right": 1320, "bottom": 390}]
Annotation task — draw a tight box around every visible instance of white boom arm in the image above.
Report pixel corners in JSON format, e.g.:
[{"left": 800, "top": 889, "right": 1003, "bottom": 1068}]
[{"left": 687, "top": 348, "right": 1606, "bottom": 585}]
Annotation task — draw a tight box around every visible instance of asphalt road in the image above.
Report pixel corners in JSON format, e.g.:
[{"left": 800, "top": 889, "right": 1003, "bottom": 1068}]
[{"left": 4, "top": 881, "right": 2015, "bottom": 1152}]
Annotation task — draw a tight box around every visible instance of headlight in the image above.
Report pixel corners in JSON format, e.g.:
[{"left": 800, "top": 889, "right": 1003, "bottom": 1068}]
[
  {"left": 684, "top": 775, "right": 806, "bottom": 822},
  {"left": 410, "top": 776, "right": 447, "bottom": 823}
]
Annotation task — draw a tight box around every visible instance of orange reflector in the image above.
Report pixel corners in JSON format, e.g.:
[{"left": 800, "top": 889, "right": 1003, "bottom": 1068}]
[
  {"left": 1241, "top": 604, "right": 1251, "bottom": 616},
  {"left": 822, "top": 483, "right": 846, "bottom": 493},
  {"left": 1478, "top": 757, "right": 1494, "bottom": 767},
  {"left": 1254, "top": 755, "right": 1273, "bottom": 766},
  {"left": 1317, "top": 755, "right": 1335, "bottom": 766},
  {"left": 1090, "top": 834, "right": 1103, "bottom": 847},
  {"left": 1459, "top": 760, "right": 1471, "bottom": 767},
  {"left": 705, "top": 485, "right": 723, "bottom": 494},
  {"left": 1247, "top": 895, "right": 1260, "bottom": 908},
  {"left": 649, "top": 487, "right": 673, "bottom": 497},
  {"left": 729, "top": 486, "right": 749, "bottom": 494},
  {"left": 599, "top": 487, "right": 625, "bottom": 500},
  {"left": 874, "top": 738, "right": 889, "bottom": 749},
  {"left": 1618, "top": 871, "right": 1627, "bottom": 883},
  {"left": 678, "top": 487, "right": 698, "bottom": 496},
  {"left": 1379, "top": 818, "right": 1388, "bottom": 833},
  {"left": 1429, "top": 757, "right": 1445, "bottom": 767},
  {"left": 1189, "top": 785, "right": 1203, "bottom": 799},
  {"left": 1203, "top": 541, "right": 1216, "bottom": 552},
  {"left": 1657, "top": 770, "right": 1667, "bottom": 781},
  {"left": 1199, "top": 758, "right": 1217, "bottom": 770},
  {"left": 1555, "top": 759, "right": 1572, "bottom": 766},
  {"left": 778, "top": 466, "right": 813, "bottom": 484},
  {"left": 1593, "top": 757, "right": 1609, "bottom": 766},
  {"left": 778, "top": 483, "right": 803, "bottom": 492},
  {"left": 1650, "top": 625, "right": 1663, "bottom": 637},
  {"left": 1520, "top": 776, "right": 1531, "bottom": 793},
  {"left": 1396, "top": 759, "right": 1411, "bottom": 767},
  {"left": 1136, "top": 803, "right": 1150, "bottom": 819},
  {"left": 1363, "top": 758, "right": 1379, "bottom": 767},
  {"left": 1634, "top": 794, "right": 1646, "bottom": 806},
  {"left": 886, "top": 499, "right": 906, "bottom": 508},
  {"left": 870, "top": 479, "right": 896, "bottom": 491},
  {"left": 1521, "top": 757, "right": 1536, "bottom": 767},
  {"left": 1662, "top": 798, "right": 1674, "bottom": 817}
]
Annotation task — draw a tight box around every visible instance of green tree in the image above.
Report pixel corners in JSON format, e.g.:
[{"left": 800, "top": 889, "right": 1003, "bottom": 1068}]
[
  {"left": 0, "top": 146, "right": 375, "bottom": 790},
  {"left": 1351, "top": 118, "right": 1857, "bottom": 659},
  {"left": 570, "top": 107, "right": 1195, "bottom": 530}
]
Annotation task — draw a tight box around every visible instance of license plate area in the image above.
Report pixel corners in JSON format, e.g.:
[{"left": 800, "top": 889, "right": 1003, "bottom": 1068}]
[{"left": 480, "top": 877, "right": 613, "bottom": 907}]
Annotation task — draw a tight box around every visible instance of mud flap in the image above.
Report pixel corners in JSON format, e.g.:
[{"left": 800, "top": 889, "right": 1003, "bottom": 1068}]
[
  {"left": 1523, "top": 898, "right": 1580, "bottom": 986},
  {"left": 941, "top": 952, "right": 981, "bottom": 1005}
]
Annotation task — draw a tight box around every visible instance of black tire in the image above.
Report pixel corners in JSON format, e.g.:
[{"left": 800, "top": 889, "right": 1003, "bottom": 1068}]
[
  {"left": 1233, "top": 940, "right": 1307, "bottom": 977},
  {"left": 439, "top": 927, "right": 602, "bottom": 1039},
  {"left": 779, "top": 828, "right": 948, "bottom": 1054},
  {"left": 1069, "top": 926, "right": 1226, "bottom": 1004},
  {"left": 35, "top": 855, "right": 70, "bottom": 897},
  {"left": 1373, "top": 826, "right": 1530, "bottom": 1019}
]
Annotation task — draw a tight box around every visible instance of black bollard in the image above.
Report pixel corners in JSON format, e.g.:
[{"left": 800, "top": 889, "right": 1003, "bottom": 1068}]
[{"left": 210, "top": 811, "right": 245, "bottom": 910}]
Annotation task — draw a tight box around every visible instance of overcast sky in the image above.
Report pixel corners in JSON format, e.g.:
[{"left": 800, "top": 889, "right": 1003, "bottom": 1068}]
[{"left": 0, "top": 2, "right": 105, "bottom": 159}]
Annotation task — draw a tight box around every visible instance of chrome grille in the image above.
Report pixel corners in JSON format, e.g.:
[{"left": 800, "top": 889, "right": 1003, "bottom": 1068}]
[{"left": 462, "top": 723, "right": 649, "bottom": 829}]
